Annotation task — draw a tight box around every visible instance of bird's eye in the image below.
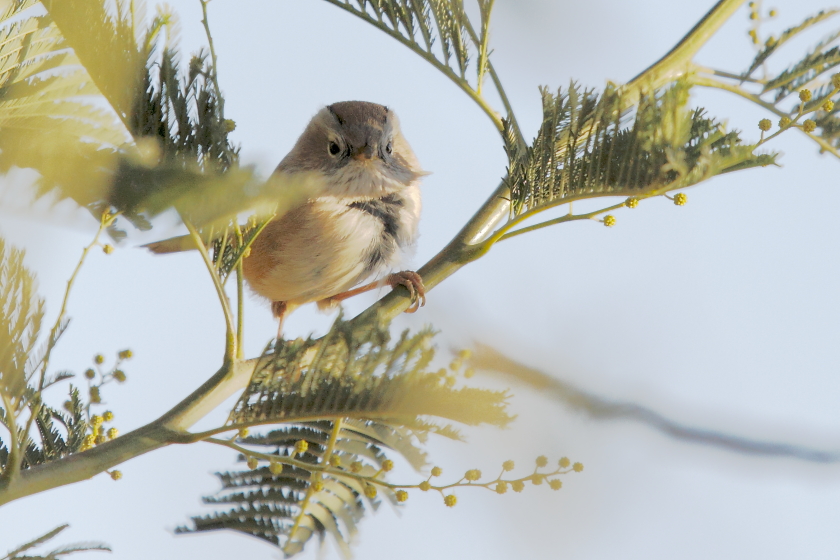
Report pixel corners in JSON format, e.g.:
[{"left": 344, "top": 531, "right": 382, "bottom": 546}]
[
  {"left": 328, "top": 141, "right": 341, "bottom": 156},
  {"left": 385, "top": 142, "right": 393, "bottom": 154}
]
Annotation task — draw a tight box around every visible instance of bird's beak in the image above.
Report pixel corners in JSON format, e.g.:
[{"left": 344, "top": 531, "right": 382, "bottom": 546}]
[{"left": 351, "top": 145, "right": 374, "bottom": 161}]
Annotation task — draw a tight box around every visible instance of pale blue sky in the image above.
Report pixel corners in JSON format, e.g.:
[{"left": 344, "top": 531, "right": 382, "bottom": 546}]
[{"left": 2, "top": 1, "right": 840, "bottom": 558}]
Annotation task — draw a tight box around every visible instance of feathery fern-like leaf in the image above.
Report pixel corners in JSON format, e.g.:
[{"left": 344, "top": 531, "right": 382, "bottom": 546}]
[
  {"left": 0, "top": 237, "right": 44, "bottom": 409},
  {"left": 505, "top": 80, "right": 773, "bottom": 219},
  {"left": 229, "top": 317, "right": 512, "bottom": 430}
]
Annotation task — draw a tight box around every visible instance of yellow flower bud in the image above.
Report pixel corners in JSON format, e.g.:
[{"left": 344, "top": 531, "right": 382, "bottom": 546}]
[
  {"left": 94, "top": 435, "right": 106, "bottom": 445},
  {"left": 84, "top": 368, "right": 96, "bottom": 380},
  {"left": 535, "top": 455, "right": 548, "bottom": 468},
  {"left": 463, "top": 368, "right": 475, "bottom": 379},
  {"left": 495, "top": 481, "right": 508, "bottom": 494},
  {"left": 89, "top": 387, "right": 101, "bottom": 403},
  {"left": 395, "top": 490, "right": 408, "bottom": 502},
  {"left": 511, "top": 480, "right": 525, "bottom": 493},
  {"left": 118, "top": 349, "right": 133, "bottom": 360},
  {"left": 559, "top": 457, "right": 571, "bottom": 468},
  {"left": 502, "top": 460, "right": 515, "bottom": 472},
  {"left": 457, "top": 349, "right": 472, "bottom": 360},
  {"left": 364, "top": 484, "right": 378, "bottom": 499},
  {"left": 802, "top": 119, "right": 817, "bottom": 133},
  {"left": 431, "top": 466, "right": 442, "bottom": 477},
  {"left": 113, "top": 369, "right": 126, "bottom": 382},
  {"left": 350, "top": 461, "right": 363, "bottom": 473},
  {"left": 381, "top": 459, "right": 394, "bottom": 472},
  {"left": 94, "top": 354, "right": 104, "bottom": 365},
  {"left": 823, "top": 100, "right": 834, "bottom": 112},
  {"left": 532, "top": 474, "right": 544, "bottom": 485},
  {"left": 625, "top": 197, "right": 639, "bottom": 208},
  {"left": 110, "top": 470, "right": 122, "bottom": 481},
  {"left": 269, "top": 461, "right": 283, "bottom": 475},
  {"left": 443, "top": 494, "right": 457, "bottom": 507},
  {"left": 768, "top": 9, "right": 777, "bottom": 17},
  {"left": 107, "top": 428, "right": 118, "bottom": 440},
  {"left": 758, "top": 118, "right": 772, "bottom": 131},
  {"left": 102, "top": 411, "right": 114, "bottom": 422},
  {"left": 779, "top": 116, "right": 791, "bottom": 128},
  {"left": 603, "top": 215, "right": 616, "bottom": 227},
  {"left": 674, "top": 193, "right": 687, "bottom": 206},
  {"left": 91, "top": 415, "right": 103, "bottom": 427},
  {"left": 799, "top": 89, "right": 812, "bottom": 102},
  {"left": 549, "top": 479, "right": 563, "bottom": 491},
  {"left": 312, "top": 479, "right": 324, "bottom": 492},
  {"left": 328, "top": 454, "right": 341, "bottom": 467},
  {"left": 419, "top": 480, "right": 431, "bottom": 492},
  {"left": 247, "top": 457, "right": 259, "bottom": 470},
  {"left": 464, "top": 469, "right": 481, "bottom": 481},
  {"left": 573, "top": 462, "right": 584, "bottom": 472},
  {"left": 294, "top": 440, "right": 309, "bottom": 455},
  {"left": 238, "top": 428, "right": 249, "bottom": 438}
]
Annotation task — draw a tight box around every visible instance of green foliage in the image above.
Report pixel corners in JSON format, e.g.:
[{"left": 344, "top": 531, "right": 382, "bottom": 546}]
[
  {"left": 229, "top": 316, "right": 512, "bottom": 432},
  {"left": 179, "top": 421, "right": 406, "bottom": 556},
  {"left": 0, "top": 237, "right": 88, "bottom": 473},
  {"left": 0, "top": 0, "right": 265, "bottom": 235},
  {"left": 329, "top": 0, "right": 471, "bottom": 79},
  {"left": 743, "top": 10, "right": 839, "bottom": 80},
  {"left": 503, "top": 81, "right": 774, "bottom": 219},
  {"left": 0, "top": 237, "right": 44, "bottom": 410},
  {"left": 0, "top": 0, "right": 126, "bottom": 213},
  {"left": 20, "top": 387, "right": 87, "bottom": 469},
  {"left": 1, "top": 524, "right": 109, "bottom": 560},
  {"left": 179, "top": 318, "right": 512, "bottom": 554}
]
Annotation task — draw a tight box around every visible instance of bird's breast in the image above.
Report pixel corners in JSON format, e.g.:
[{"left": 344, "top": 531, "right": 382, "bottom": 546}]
[{"left": 242, "top": 185, "right": 420, "bottom": 305}]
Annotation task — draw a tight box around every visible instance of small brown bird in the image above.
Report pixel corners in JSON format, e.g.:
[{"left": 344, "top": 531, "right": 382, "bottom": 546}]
[{"left": 146, "top": 101, "right": 427, "bottom": 332}]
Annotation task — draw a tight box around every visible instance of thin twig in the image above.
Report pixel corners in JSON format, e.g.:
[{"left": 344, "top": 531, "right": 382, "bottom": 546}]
[{"left": 183, "top": 218, "right": 236, "bottom": 359}]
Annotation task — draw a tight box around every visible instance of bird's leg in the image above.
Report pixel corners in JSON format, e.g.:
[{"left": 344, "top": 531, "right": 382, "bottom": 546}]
[
  {"left": 322, "top": 271, "right": 426, "bottom": 313},
  {"left": 271, "top": 301, "right": 288, "bottom": 339}
]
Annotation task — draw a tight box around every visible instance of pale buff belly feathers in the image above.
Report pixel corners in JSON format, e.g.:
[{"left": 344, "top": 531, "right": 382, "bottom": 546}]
[{"left": 242, "top": 189, "right": 419, "bottom": 306}]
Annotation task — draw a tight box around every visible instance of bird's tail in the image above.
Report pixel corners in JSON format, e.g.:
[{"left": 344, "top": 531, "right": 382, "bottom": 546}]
[{"left": 143, "top": 235, "right": 196, "bottom": 254}]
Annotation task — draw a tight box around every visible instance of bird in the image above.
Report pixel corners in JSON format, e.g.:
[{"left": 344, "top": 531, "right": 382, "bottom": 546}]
[{"left": 145, "top": 101, "right": 427, "bottom": 334}]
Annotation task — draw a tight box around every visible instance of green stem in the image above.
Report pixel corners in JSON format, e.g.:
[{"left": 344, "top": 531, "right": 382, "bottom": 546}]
[
  {"left": 199, "top": 0, "right": 224, "bottom": 119},
  {"left": 623, "top": 0, "right": 747, "bottom": 101},
  {"left": 493, "top": 201, "right": 627, "bottom": 243},
  {"left": 183, "top": 219, "right": 236, "bottom": 360}
]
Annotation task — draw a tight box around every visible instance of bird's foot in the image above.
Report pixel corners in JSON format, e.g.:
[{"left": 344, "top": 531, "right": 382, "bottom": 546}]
[{"left": 386, "top": 270, "right": 426, "bottom": 313}]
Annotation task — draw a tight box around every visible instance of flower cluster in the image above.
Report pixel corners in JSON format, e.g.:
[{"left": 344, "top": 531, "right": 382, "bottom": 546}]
[
  {"left": 81, "top": 349, "right": 132, "bottom": 407},
  {"left": 79, "top": 410, "right": 119, "bottom": 451}
]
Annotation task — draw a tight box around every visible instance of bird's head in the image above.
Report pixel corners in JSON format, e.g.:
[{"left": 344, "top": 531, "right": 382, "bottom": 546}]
[{"left": 278, "top": 101, "right": 427, "bottom": 198}]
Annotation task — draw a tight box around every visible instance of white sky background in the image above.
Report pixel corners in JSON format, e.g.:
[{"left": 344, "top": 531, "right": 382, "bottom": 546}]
[{"left": 2, "top": 0, "right": 840, "bottom": 558}]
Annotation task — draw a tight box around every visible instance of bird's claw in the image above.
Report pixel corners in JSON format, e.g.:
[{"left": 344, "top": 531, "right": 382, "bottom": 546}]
[{"left": 387, "top": 270, "right": 426, "bottom": 313}]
